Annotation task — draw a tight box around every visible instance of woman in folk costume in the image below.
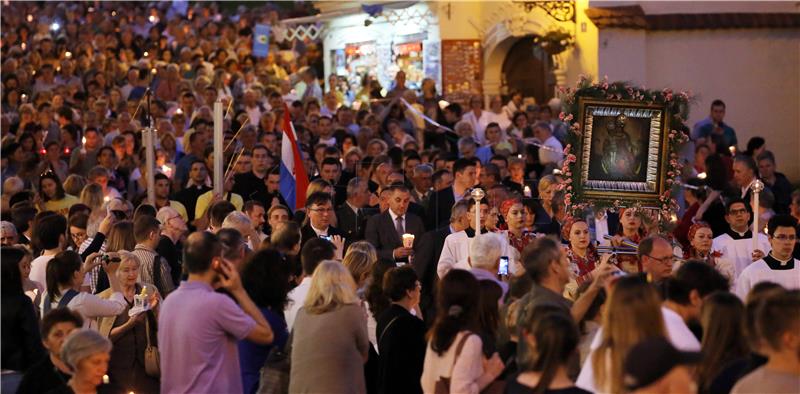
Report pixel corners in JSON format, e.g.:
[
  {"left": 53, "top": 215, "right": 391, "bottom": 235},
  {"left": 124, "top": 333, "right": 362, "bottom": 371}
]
[
  {"left": 606, "top": 208, "right": 648, "bottom": 273},
  {"left": 680, "top": 221, "right": 735, "bottom": 282}
]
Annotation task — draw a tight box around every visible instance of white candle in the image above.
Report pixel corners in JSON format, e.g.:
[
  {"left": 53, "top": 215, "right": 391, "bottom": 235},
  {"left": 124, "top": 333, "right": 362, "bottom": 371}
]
[
  {"left": 751, "top": 179, "right": 764, "bottom": 251},
  {"left": 524, "top": 185, "right": 532, "bottom": 197},
  {"left": 475, "top": 198, "right": 480, "bottom": 234},
  {"left": 752, "top": 190, "right": 759, "bottom": 251}
]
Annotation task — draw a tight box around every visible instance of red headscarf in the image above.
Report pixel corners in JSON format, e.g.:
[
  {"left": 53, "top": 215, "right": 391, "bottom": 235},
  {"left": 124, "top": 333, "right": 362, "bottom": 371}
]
[
  {"left": 687, "top": 221, "right": 711, "bottom": 243},
  {"left": 500, "top": 198, "right": 521, "bottom": 220},
  {"left": 561, "top": 215, "right": 584, "bottom": 242}
]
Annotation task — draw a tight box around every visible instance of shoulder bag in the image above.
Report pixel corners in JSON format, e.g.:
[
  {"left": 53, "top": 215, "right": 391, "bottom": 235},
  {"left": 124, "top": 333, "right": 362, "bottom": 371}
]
[
  {"left": 143, "top": 313, "right": 161, "bottom": 378},
  {"left": 257, "top": 331, "right": 293, "bottom": 394},
  {"left": 434, "top": 331, "right": 472, "bottom": 394}
]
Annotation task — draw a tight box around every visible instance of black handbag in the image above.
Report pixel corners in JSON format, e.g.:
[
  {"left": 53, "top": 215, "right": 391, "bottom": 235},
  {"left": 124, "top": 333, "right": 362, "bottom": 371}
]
[{"left": 256, "top": 331, "right": 292, "bottom": 394}]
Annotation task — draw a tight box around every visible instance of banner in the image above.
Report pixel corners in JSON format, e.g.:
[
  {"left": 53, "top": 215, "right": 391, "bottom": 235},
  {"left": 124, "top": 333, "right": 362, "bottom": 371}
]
[{"left": 253, "top": 24, "right": 271, "bottom": 58}]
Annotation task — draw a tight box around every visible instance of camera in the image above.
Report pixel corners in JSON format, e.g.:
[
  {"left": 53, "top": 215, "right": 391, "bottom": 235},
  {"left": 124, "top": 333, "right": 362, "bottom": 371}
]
[{"left": 101, "top": 254, "right": 121, "bottom": 264}]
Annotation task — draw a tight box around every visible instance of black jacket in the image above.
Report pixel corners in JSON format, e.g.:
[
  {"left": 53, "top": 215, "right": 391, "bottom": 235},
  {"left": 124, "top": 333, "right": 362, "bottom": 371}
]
[
  {"left": 0, "top": 294, "right": 44, "bottom": 372},
  {"left": 365, "top": 210, "right": 425, "bottom": 266},
  {"left": 412, "top": 225, "right": 452, "bottom": 325},
  {"left": 425, "top": 186, "right": 456, "bottom": 230},
  {"left": 300, "top": 222, "right": 347, "bottom": 250},
  {"left": 376, "top": 304, "right": 426, "bottom": 394},
  {"left": 336, "top": 205, "right": 377, "bottom": 243}
]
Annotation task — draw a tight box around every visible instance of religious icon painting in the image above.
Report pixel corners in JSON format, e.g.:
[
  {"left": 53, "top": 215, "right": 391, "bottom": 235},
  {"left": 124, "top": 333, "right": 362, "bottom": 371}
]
[{"left": 574, "top": 98, "right": 670, "bottom": 207}]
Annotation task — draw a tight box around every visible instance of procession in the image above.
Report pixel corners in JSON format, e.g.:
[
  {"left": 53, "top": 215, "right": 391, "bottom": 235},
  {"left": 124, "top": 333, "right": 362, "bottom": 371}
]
[{"left": 1, "top": 2, "right": 799, "bottom": 394}]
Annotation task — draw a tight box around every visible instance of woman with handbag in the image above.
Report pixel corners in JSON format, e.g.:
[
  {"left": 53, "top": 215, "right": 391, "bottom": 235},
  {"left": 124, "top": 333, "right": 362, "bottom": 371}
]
[
  {"left": 96, "top": 251, "right": 160, "bottom": 394},
  {"left": 420, "top": 269, "right": 505, "bottom": 394},
  {"left": 238, "top": 249, "right": 291, "bottom": 394},
  {"left": 289, "top": 260, "right": 369, "bottom": 394}
]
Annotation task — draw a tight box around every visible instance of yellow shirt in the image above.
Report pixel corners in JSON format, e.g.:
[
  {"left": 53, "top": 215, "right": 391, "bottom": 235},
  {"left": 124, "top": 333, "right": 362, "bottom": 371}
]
[
  {"left": 195, "top": 191, "right": 244, "bottom": 220},
  {"left": 43, "top": 194, "right": 79, "bottom": 217}
]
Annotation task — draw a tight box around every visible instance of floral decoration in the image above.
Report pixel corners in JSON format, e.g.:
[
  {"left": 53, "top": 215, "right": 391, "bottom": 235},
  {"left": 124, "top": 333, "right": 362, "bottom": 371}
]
[
  {"left": 557, "top": 75, "right": 693, "bottom": 232},
  {"left": 533, "top": 27, "right": 575, "bottom": 55}
]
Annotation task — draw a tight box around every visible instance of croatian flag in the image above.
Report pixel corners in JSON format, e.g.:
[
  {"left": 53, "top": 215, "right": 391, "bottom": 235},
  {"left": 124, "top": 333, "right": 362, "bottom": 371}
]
[{"left": 279, "top": 107, "right": 309, "bottom": 211}]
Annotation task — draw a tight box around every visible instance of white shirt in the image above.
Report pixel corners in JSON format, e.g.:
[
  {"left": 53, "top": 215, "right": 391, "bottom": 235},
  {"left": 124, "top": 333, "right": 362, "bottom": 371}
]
[
  {"left": 735, "top": 257, "right": 800, "bottom": 299},
  {"left": 488, "top": 111, "right": 511, "bottom": 131},
  {"left": 310, "top": 223, "right": 330, "bottom": 237},
  {"left": 388, "top": 209, "right": 404, "bottom": 234},
  {"left": 30, "top": 255, "right": 54, "bottom": 288},
  {"left": 420, "top": 331, "right": 485, "bottom": 394},
  {"left": 42, "top": 291, "right": 127, "bottom": 330},
  {"left": 462, "top": 110, "right": 493, "bottom": 145},
  {"left": 437, "top": 231, "right": 517, "bottom": 278},
  {"left": 539, "top": 135, "right": 564, "bottom": 166},
  {"left": 577, "top": 306, "right": 701, "bottom": 393},
  {"left": 712, "top": 232, "right": 771, "bottom": 280},
  {"left": 285, "top": 278, "right": 311, "bottom": 331}
]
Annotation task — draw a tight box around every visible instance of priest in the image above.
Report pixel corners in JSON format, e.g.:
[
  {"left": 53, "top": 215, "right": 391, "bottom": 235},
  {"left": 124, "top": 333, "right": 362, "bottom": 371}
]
[
  {"left": 711, "top": 198, "right": 771, "bottom": 281},
  {"left": 736, "top": 215, "right": 799, "bottom": 298}
]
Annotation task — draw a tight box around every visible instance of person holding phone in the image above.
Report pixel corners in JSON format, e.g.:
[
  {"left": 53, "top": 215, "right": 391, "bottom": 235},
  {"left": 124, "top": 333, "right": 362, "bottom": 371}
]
[
  {"left": 467, "top": 233, "right": 509, "bottom": 298},
  {"left": 158, "top": 231, "right": 274, "bottom": 394},
  {"left": 42, "top": 250, "right": 127, "bottom": 330}
]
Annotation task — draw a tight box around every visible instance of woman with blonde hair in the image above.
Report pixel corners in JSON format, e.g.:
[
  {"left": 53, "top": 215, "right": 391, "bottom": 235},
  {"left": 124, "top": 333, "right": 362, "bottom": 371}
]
[
  {"left": 90, "top": 221, "right": 135, "bottom": 294},
  {"left": 62, "top": 175, "right": 87, "bottom": 198},
  {"left": 80, "top": 183, "right": 105, "bottom": 237},
  {"left": 289, "top": 261, "right": 369, "bottom": 393},
  {"left": 576, "top": 275, "right": 666, "bottom": 393},
  {"left": 97, "top": 251, "right": 160, "bottom": 393}
]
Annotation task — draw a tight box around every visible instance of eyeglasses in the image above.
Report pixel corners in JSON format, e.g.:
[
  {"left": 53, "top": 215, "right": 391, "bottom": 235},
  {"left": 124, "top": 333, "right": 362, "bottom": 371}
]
[
  {"left": 645, "top": 254, "right": 675, "bottom": 265},
  {"left": 772, "top": 234, "right": 797, "bottom": 241},
  {"left": 310, "top": 208, "right": 334, "bottom": 213},
  {"left": 728, "top": 208, "right": 749, "bottom": 216}
]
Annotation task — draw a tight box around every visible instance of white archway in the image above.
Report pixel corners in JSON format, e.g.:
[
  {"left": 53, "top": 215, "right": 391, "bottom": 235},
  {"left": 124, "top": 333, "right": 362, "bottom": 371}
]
[{"left": 481, "top": 8, "right": 572, "bottom": 98}]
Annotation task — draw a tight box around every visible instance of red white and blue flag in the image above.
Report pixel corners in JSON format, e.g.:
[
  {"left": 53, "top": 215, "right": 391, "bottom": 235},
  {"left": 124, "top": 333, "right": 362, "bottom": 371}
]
[{"left": 280, "top": 107, "right": 309, "bottom": 211}]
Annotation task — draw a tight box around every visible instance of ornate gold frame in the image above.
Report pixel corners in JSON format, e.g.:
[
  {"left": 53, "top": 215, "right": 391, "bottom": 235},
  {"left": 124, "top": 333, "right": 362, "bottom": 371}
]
[{"left": 574, "top": 98, "right": 670, "bottom": 207}]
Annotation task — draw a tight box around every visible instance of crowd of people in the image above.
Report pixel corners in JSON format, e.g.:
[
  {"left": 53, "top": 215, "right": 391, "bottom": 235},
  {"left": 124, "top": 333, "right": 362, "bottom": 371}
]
[{"left": 2, "top": 2, "right": 800, "bottom": 394}]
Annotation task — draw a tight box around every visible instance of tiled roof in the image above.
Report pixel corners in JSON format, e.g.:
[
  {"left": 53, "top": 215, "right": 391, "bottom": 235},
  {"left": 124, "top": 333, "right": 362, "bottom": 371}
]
[{"left": 585, "top": 5, "right": 800, "bottom": 30}]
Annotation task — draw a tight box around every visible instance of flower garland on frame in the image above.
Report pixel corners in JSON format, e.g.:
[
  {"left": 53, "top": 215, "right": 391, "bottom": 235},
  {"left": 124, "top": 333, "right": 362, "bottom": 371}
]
[{"left": 556, "top": 75, "right": 693, "bottom": 232}]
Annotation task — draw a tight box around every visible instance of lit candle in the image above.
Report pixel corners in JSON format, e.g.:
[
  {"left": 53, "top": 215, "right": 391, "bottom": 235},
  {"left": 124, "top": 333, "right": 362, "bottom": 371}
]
[
  {"left": 104, "top": 196, "right": 111, "bottom": 203},
  {"left": 103, "top": 375, "right": 109, "bottom": 384},
  {"left": 65, "top": 51, "right": 72, "bottom": 59},
  {"left": 524, "top": 185, "right": 532, "bottom": 197},
  {"left": 148, "top": 15, "right": 157, "bottom": 23},
  {"left": 26, "top": 14, "right": 33, "bottom": 22},
  {"left": 729, "top": 145, "right": 736, "bottom": 155},
  {"left": 143, "top": 51, "right": 149, "bottom": 58},
  {"left": 697, "top": 172, "right": 707, "bottom": 179}
]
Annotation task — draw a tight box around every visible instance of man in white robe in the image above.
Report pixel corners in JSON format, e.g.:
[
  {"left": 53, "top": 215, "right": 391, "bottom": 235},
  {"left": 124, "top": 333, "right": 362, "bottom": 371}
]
[{"left": 712, "top": 198, "right": 770, "bottom": 282}]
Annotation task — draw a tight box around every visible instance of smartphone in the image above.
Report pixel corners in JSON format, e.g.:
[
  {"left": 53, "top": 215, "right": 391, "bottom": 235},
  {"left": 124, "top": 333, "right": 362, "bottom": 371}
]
[
  {"left": 611, "top": 270, "right": 627, "bottom": 278},
  {"left": 498, "top": 256, "right": 509, "bottom": 276},
  {"left": 320, "top": 235, "right": 332, "bottom": 241}
]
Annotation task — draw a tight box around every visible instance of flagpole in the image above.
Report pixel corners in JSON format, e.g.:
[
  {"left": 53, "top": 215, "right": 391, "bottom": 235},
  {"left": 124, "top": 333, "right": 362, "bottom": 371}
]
[{"left": 213, "top": 101, "right": 224, "bottom": 197}]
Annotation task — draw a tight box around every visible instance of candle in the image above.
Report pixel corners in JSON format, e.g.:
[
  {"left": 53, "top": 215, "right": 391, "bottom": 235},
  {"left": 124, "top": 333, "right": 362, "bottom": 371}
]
[
  {"left": 524, "top": 185, "right": 532, "bottom": 197},
  {"left": 697, "top": 172, "right": 707, "bottom": 179},
  {"left": 750, "top": 179, "right": 764, "bottom": 251},
  {"left": 729, "top": 145, "right": 736, "bottom": 155}
]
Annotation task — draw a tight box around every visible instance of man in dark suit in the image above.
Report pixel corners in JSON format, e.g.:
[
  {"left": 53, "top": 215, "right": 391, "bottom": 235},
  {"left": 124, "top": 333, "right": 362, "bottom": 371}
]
[
  {"left": 366, "top": 184, "right": 425, "bottom": 267},
  {"left": 426, "top": 158, "right": 477, "bottom": 229},
  {"left": 300, "top": 192, "right": 347, "bottom": 254},
  {"left": 336, "top": 177, "right": 377, "bottom": 243},
  {"left": 413, "top": 199, "right": 471, "bottom": 326}
]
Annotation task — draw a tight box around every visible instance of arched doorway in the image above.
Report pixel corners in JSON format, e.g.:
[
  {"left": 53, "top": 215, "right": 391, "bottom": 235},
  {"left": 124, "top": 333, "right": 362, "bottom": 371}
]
[{"left": 501, "top": 36, "right": 554, "bottom": 105}]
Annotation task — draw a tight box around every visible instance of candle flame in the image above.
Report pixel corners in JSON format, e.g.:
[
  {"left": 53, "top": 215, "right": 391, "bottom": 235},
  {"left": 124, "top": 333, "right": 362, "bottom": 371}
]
[
  {"left": 697, "top": 172, "right": 707, "bottom": 179},
  {"left": 82, "top": 136, "right": 86, "bottom": 145}
]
